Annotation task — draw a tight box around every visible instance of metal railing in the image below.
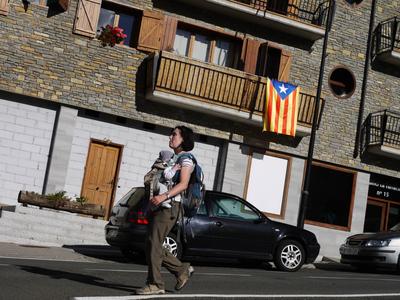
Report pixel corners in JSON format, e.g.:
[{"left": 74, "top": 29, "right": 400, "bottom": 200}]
[
  {"left": 234, "top": 0, "right": 331, "bottom": 26},
  {"left": 361, "top": 110, "right": 400, "bottom": 154},
  {"left": 151, "top": 51, "right": 324, "bottom": 128},
  {"left": 372, "top": 17, "right": 400, "bottom": 59}
]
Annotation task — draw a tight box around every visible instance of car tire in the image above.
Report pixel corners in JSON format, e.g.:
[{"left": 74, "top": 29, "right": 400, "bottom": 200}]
[
  {"left": 163, "top": 233, "right": 182, "bottom": 259},
  {"left": 274, "top": 239, "right": 305, "bottom": 272}
]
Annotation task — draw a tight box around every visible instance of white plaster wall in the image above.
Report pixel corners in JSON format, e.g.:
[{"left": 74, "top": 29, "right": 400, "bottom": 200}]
[
  {"left": 64, "top": 117, "right": 220, "bottom": 205},
  {"left": 0, "top": 99, "right": 56, "bottom": 205},
  {"left": 222, "top": 143, "right": 249, "bottom": 196}
]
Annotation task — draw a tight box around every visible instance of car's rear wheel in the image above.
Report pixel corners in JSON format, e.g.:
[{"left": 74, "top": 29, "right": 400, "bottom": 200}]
[
  {"left": 163, "top": 233, "right": 182, "bottom": 259},
  {"left": 274, "top": 239, "right": 305, "bottom": 272}
]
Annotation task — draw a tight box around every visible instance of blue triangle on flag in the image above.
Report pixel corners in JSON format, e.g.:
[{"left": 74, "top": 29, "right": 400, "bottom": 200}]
[{"left": 271, "top": 79, "right": 297, "bottom": 100}]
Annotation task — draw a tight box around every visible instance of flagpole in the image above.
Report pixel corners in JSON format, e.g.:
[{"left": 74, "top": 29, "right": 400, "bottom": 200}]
[{"left": 297, "top": 0, "right": 335, "bottom": 229}]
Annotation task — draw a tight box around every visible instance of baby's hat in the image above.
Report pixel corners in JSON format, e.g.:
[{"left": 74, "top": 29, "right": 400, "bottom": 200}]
[{"left": 159, "top": 150, "right": 174, "bottom": 162}]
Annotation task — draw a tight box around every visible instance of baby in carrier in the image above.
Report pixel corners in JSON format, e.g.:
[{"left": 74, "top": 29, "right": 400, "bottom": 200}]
[{"left": 144, "top": 150, "right": 180, "bottom": 210}]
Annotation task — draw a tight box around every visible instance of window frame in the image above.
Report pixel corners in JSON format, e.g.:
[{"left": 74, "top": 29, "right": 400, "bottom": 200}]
[
  {"left": 244, "top": 150, "right": 291, "bottom": 220},
  {"left": 304, "top": 161, "right": 357, "bottom": 231},
  {"left": 96, "top": 1, "right": 142, "bottom": 48},
  {"left": 173, "top": 23, "right": 242, "bottom": 69}
]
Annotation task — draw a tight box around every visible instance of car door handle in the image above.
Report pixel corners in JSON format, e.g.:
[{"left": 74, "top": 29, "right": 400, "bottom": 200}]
[{"left": 215, "top": 221, "right": 223, "bottom": 227}]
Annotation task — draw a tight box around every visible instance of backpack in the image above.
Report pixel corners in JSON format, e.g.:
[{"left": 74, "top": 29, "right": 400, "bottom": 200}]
[{"left": 175, "top": 153, "right": 205, "bottom": 216}]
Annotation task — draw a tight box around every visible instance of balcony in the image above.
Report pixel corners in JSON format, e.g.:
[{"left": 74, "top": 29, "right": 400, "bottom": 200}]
[
  {"left": 361, "top": 110, "right": 400, "bottom": 159},
  {"left": 372, "top": 17, "right": 400, "bottom": 66},
  {"left": 146, "top": 51, "right": 324, "bottom": 136},
  {"left": 173, "top": 0, "right": 330, "bottom": 41}
]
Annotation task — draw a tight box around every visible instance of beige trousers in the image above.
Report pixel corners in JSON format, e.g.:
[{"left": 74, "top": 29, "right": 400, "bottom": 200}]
[{"left": 145, "top": 201, "right": 187, "bottom": 289}]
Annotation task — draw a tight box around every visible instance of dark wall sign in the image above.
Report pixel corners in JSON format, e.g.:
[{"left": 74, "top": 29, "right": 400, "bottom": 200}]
[{"left": 369, "top": 173, "right": 400, "bottom": 202}]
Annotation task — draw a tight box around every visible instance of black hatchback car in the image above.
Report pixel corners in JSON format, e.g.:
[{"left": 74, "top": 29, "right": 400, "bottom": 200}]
[{"left": 105, "top": 187, "right": 320, "bottom": 272}]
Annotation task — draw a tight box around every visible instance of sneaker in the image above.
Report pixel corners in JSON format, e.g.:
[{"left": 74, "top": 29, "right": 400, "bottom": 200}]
[
  {"left": 136, "top": 284, "right": 165, "bottom": 295},
  {"left": 175, "top": 265, "right": 194, "bottom": 291}
]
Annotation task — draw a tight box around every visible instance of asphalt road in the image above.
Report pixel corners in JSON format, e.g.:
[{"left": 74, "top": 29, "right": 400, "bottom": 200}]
[{"left": 1, "top": 246, "right": 400, "bottom": 300}]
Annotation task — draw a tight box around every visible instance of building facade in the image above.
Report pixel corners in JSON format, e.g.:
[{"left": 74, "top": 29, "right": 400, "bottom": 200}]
[{"left": 0, "top": 0, "right": 399, "bottom": 258}]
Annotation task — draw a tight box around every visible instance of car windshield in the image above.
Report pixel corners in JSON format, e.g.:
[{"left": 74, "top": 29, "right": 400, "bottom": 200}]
[{"left": 389, "top": 222, "right": 400, "bottom": 231}]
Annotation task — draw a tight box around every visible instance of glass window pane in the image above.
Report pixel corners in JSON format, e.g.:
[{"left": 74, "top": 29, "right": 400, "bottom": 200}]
[
  {"left": 173, "top": 29, "right": 190, "bottom": 56},
  {"left": 213, "top": 40, "right": 232, "bottom": 67},
  {"left": 306, "top": 165, "right": 354, "bottom": 227},
  {"left": 118, "top": 13, "right": 136, "bottom": 46},
  {"left": 388, "top": 204, "right": 400, "bottom": 230},
  {"left": 210, "top": 197, "right": 259, "bottom": 221},
  {"left": 192, "top": 34, "right": 210, "bottom": 62},
  {"left": 97, "top": 8, "right": 115, "bottom": 35}
]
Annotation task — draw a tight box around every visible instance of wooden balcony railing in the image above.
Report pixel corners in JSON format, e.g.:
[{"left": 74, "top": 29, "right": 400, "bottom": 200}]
[
  {"left": 361, "top": 110, "right": 400, "bottom": 155},
  {"left": 232, "top": 0, "right": 331, "bottom": 27},
  {"left": 372, "top": 17, "right": 400, "bottom": 59},
  {"left": 150, "top": 51, "right": 324, "bottom": 128}
]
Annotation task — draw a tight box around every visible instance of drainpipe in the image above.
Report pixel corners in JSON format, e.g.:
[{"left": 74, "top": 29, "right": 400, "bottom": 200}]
[
  {"left": 297, "top": 0, "right": 335, "bottom": 229},
  {"left": 353, "top": 0, "right": 377, "bottom": 158}
]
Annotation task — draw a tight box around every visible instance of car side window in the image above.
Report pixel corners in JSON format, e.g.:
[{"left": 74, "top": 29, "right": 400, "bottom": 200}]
[{"left": 208, "top": 195, "right": 260, "bottom": 221}]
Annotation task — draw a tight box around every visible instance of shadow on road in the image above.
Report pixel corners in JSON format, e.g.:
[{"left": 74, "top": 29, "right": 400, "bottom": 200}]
[{"left": 17, "top": 265, "right": 139, "bottom": 293}]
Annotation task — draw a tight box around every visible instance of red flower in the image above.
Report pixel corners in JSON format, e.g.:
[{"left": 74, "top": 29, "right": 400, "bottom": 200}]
[{"left": 98, "top": 25, "right": 127, "bottom": 47}]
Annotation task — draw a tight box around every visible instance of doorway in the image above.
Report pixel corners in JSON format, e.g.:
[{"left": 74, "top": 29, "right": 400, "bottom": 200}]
[
  {"left": 364, "top": 198, "right": 400, "bottom": 232},
  {"left": 81, "top": 140, "right": 122, "bottom": 219}
]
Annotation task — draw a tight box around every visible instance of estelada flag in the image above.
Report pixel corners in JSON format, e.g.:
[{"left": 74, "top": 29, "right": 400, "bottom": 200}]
[{"left": 263, "top": 78, "right": 300, "bottom": 137}]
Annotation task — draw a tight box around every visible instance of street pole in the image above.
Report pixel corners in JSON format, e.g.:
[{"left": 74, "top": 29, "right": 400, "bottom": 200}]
[
  {"left": 297, "top": 0, "right": 335, "bottom": 229},
  {"left": 353, "top": 0, "right": 377, "bottom": 158}
]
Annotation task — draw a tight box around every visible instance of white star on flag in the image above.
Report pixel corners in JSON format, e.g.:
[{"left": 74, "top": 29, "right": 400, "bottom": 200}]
[{"left": 279, "top": 83, "right": 288, "bottom": 94}]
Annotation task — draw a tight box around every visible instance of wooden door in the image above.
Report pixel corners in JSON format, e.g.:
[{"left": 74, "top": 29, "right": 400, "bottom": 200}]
[
  {"left": 363, "top": 199, "right": 386, "bottom": 232},
  {"left": 81, "top": 141, "right": 121, "bottom": 219}
]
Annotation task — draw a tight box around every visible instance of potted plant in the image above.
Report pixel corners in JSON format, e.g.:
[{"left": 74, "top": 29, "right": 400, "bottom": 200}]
[{"left": 98, "top": 25, "right": 127, "bottom": 47}]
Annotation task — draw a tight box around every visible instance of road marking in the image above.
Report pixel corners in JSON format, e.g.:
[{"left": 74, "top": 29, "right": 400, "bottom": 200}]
[
  {"left": 86, "top": 268, "right": 251, "bottom": 277},
  {"left": 0, "top": 264, "right": 10, "bottom": 266},
  {"left": 308, "top": 276, "right": 400, "bottom": 282},
  {"left": 72, "top": 293, "right": 400, "bottom": 300}
]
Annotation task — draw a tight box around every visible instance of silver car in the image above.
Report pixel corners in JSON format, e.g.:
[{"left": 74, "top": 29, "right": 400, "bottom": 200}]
[{"left": 340, "top": 223, "right": 400, "bottom": 270}]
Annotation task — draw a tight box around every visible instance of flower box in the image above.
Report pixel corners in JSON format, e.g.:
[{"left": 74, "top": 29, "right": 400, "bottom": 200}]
[{"left": 18, "top": 191, "right": 105, "bottom": 218}]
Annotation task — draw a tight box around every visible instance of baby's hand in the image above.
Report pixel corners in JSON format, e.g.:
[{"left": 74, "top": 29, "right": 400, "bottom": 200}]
[{"left": 172, "top": 164, "right": 181, "bottom": 172}]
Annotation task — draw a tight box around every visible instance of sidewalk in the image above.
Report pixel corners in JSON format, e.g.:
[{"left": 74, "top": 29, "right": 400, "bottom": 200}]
[{"left": 0, "top": 241, "right": 123, "bottom": 263}]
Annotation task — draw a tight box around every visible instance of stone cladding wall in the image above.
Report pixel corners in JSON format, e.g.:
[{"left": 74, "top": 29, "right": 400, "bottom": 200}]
[{"left": 0, "top": 0, "right": 399, "bottom": 178}]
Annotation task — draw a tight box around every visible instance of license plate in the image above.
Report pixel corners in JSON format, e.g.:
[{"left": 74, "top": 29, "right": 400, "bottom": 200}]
[{"left": 342, "top": 247, "right": 359, "bottom": 255}]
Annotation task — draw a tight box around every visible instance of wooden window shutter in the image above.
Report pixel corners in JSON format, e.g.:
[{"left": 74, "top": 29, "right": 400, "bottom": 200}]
[
  {"left": 162, "top": 15, "right": 177, "bottom": 51},
  {"left": 137, "top": 10, "right": 164, "bottom": 52},
  {"left": 241, "top": 38, "right": 260, "bottom": 74},
  {"left": 278, "top": 50, "right": 292, "bottom": 82},
  {"left": 73, "top": 0, "right": 101, "bottom": 38},
  {"left": 255, "top": 42, "right": 268, "bottom": 76},
  {"left": 0, "top": 0, "right": 9, "bottom": 16}
]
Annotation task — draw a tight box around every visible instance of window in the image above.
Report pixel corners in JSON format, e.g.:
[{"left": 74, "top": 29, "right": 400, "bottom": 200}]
[
  {"left": 255, "top": 43, "right": 292, "bottom": 82},
  {"left": 245, "top": 152, "right": 289, "bottom": 218},
  {"left": 328, "top": 66, "right": 356, "bottom": 99},
  {"left": 173, "top": 26, "right": 239, "bottom": 68},
  {"left": 208, "top": 195, "right": 260, "bottom": 221},
  {"left": 96, "top": 2, "right": 141, "bottom": 47},
  {"left": 305, "top": 164, "right": 356, "bottom": 230},
  {"left": 344, "top": 0, "right": 364, "bottom": 5}
]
